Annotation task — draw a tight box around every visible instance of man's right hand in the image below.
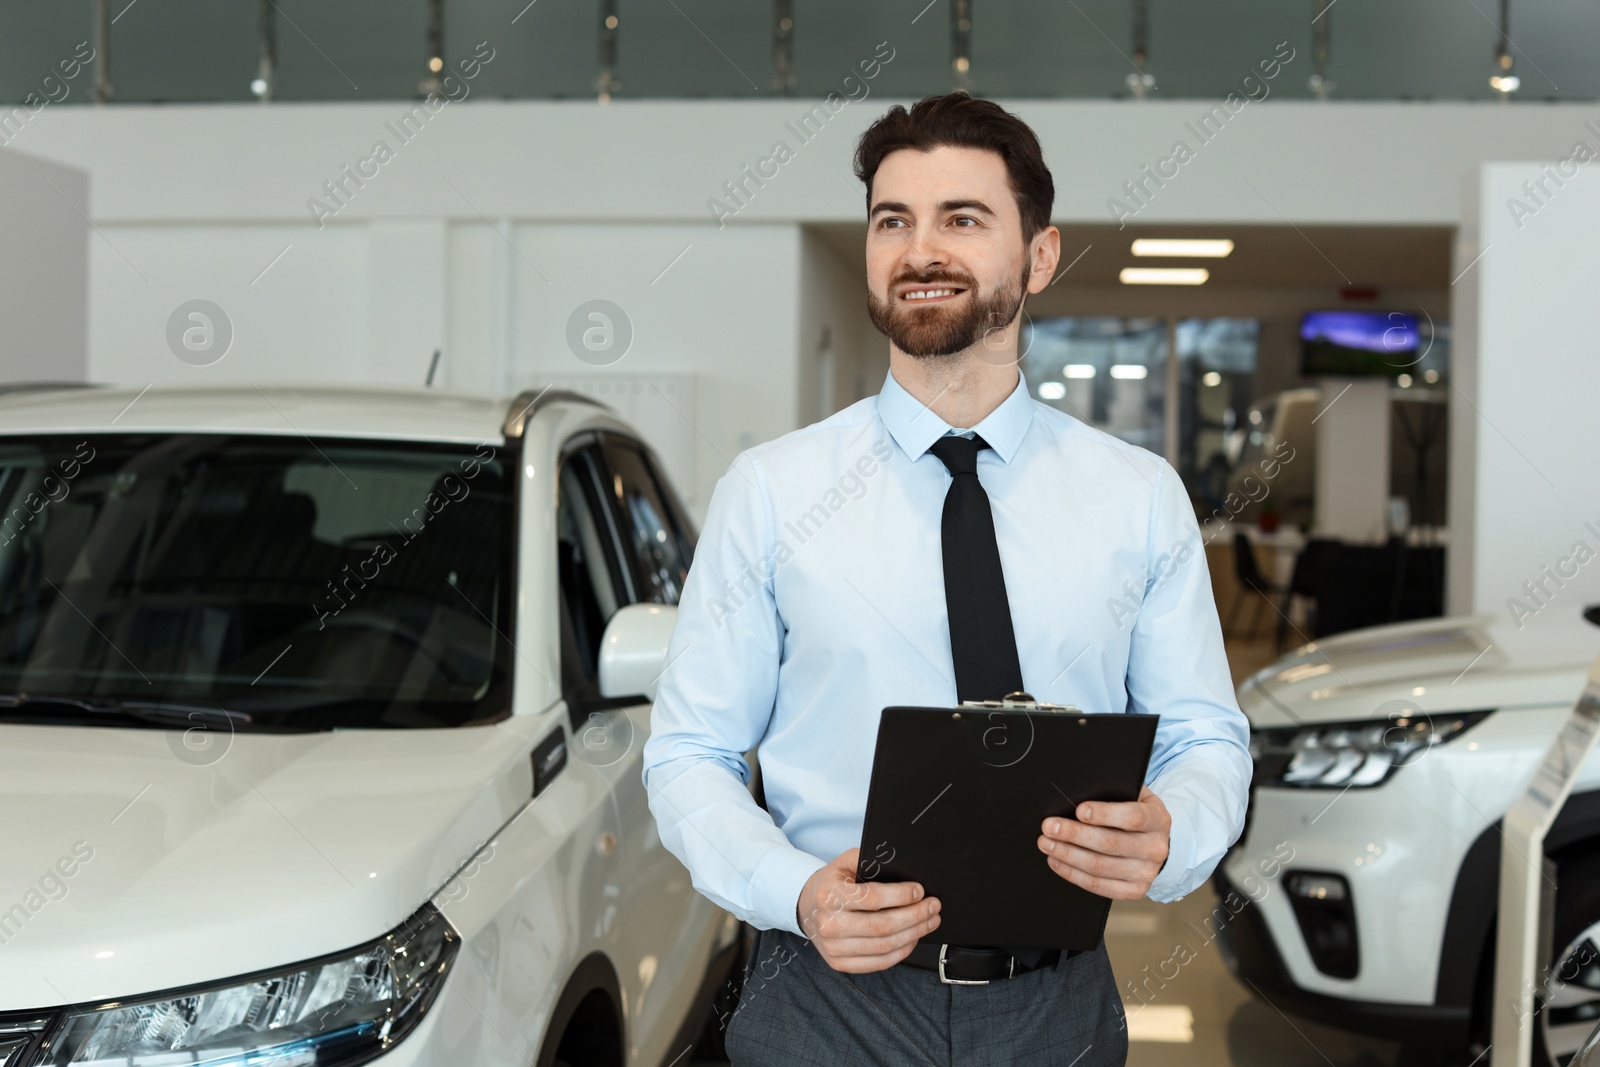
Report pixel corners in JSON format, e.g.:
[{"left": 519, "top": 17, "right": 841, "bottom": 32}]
[{"left": 796, "top": 848, "right": 941, "bottom": 973}]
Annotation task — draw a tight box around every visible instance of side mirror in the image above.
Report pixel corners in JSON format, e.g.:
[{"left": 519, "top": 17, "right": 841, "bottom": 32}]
[{"left": 598, "top": 603, "right": 678, "bottom": 702}]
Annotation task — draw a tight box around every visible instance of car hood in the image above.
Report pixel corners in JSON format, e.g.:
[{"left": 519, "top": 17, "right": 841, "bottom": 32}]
[
  {"left": 1238, "top": 610, "right": 1600, "bottom": 728},
  {"left": 0, "top": 716, "right": 543, "bottom": 1010}
]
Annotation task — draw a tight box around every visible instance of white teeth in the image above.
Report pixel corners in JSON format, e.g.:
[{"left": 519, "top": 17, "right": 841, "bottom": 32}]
[{"left": 903, "top": 288, "right": 959, "bottom": 300}]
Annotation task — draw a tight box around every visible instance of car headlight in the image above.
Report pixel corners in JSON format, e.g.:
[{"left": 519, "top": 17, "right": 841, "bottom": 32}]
[
  {"left": 37, "top": 904, "right": 457, "bottom": 1067},
  {"left": 1249, "top": 710, "right": 1490, "bottom": 789}
]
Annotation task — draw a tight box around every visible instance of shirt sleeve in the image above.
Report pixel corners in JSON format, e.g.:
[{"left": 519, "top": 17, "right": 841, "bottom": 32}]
[
  {"left": 641, "top": 451, "right": 827, "bottom": 935},
  {"left": 1126, "top": 462, "right": 1254, "bottom": 903}
]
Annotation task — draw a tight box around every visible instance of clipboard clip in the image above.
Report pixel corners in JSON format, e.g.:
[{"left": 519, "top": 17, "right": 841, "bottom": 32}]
[{"left": 958, "top": 691, "right": 1080, "bottom": 714}]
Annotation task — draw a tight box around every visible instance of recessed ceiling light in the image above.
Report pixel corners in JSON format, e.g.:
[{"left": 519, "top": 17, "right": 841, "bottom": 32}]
[
  {"left": 1110, "top": 364, "right": 1148, "bottom": 380},
  {"left": 1202, "top": 371, "right": 1222, "bottom": 387},
  {"left": 1063, "top": 364, "right": 1096, "bottom": 379},
  {"left": 1130, "top": 239, "right": 1233, "bottom": 258},
  {"left": 1120, "top": 267, "right": 1209, "bottom": 285}
]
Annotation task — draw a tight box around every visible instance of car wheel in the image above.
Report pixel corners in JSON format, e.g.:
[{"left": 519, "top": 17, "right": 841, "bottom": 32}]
[{"left": 1536, "top": 855, "right": 1600, "bottom": 1067}]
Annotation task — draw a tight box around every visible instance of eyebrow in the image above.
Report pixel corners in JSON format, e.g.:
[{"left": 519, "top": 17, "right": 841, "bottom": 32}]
[{"left": 868, "top": 198, "right": 998, "bottom": 219}]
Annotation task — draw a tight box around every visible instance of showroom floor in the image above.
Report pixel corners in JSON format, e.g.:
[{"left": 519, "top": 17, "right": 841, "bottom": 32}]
[{"left": 689, "top": 618, "right": 1453, "bottom": 1066}]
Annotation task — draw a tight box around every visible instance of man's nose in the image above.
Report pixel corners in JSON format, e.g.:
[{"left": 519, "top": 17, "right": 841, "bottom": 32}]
[{"left": 903, "top": 227, "right": 949, "bottom": 274}]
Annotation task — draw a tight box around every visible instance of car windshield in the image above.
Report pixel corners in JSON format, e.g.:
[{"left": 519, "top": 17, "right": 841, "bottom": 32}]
[{"left": 0, "top": 434, "right": 514, "bottom": 730}]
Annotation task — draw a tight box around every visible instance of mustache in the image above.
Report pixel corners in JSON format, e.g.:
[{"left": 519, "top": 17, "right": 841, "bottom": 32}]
[{"left": 889, "top": 269, "right": 977, "bottom": 290}]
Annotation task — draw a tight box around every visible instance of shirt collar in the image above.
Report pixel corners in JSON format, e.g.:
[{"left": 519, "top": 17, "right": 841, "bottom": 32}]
[{"left": 876, "top": 367, "right": 1034, "bottom": 464}]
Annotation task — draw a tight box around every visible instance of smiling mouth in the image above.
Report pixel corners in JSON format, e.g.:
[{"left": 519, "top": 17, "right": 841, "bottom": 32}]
[{"left": 899, "top": 286, "right": 967, "bottom": 303}]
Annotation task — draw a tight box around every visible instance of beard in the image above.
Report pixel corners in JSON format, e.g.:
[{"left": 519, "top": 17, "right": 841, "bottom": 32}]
[{"left": 866, "top": 261, "right": 1030, "bottom": 359}]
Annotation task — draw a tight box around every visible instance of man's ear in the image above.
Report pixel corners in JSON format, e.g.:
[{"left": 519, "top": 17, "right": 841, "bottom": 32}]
[{"left": 1026, "top": 225, "right": 1062, "bottom": 295}]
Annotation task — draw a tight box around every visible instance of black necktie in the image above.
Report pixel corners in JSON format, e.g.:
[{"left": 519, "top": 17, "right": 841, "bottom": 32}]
[{"left": 928, "top": 434, "right": 1025, "bottom": 704}]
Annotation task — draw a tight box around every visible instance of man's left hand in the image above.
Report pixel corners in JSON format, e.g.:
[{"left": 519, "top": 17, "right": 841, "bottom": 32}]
[{"left": 1037, "top": 786, "right": 1171, "bottom": 899}]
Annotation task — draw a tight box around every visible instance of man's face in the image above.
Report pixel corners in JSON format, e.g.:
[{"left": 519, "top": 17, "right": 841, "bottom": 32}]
[{"left": 864, "top": 145, "right": 1048, "bottom": 359}]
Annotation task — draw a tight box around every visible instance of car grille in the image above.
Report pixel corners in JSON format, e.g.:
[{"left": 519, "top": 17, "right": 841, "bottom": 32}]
[{"left": 0, "top": 1012, "right": 57, "bottom": 1067}]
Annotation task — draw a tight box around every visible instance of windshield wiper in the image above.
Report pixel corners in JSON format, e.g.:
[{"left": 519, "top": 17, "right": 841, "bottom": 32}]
[{"left": 0, "top": 694, "right": 252, "bottom": 729}]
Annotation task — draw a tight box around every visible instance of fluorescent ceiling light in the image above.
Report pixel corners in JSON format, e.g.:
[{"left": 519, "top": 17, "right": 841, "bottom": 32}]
[
  {"left": 1130, "top": 238, "right": 1234, "bottom": 258},
  {"left": 1110, "top": 364, "right": 1149, "bottom": 380},
  {"left": 1063, "top": 364, "right": 1096, "bottom": 379},
  {"left": 1037, "top": 381, "right": 1067, "bottom": 400},
  {"left": 1120, "top": 267, "right": 1209, "bottom": 285}
]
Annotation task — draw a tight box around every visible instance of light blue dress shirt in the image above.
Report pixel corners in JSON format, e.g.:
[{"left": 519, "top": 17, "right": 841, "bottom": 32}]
[{"left": 642, "top": 368, "right": 1252, "bottom": 936}]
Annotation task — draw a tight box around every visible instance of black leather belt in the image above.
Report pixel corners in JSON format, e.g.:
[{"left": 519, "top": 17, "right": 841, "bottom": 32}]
[{"left": 902, "top": 943, "right": 1065, "bottom": 985}]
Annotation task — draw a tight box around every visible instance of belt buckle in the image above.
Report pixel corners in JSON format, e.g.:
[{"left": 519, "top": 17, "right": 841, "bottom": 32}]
[{"left": 936, "top": 944, "right": 1011, "bottom": 985}]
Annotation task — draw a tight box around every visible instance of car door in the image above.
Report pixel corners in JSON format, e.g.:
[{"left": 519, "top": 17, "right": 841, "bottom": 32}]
[
  {"left": 550, "top": 438, "right": 633, "bottom": 992},
  {"left": 556, "top": 434, "right": 711, "bottom": 1064},
  {"left": 588, "top": 434, "right": 720, "bottom": 1059}
]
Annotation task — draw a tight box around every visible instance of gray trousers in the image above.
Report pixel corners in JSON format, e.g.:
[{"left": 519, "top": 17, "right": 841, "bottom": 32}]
[{"left": 725, "top": 929, "right": 1129, "bottom": 1067}]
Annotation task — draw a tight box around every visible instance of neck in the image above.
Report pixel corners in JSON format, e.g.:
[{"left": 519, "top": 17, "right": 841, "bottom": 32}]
[{"left": 888, "top": 350, "right": 1021, "bottom": 429}]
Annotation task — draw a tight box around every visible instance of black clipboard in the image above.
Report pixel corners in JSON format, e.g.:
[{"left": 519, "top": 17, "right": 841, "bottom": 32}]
[{"left": 855, "top": 696, "right": 1159, "bottom": 951}]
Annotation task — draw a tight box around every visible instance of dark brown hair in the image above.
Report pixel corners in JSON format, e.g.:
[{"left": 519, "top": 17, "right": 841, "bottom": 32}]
[{"left": 853, "top": 92, "right": 1055, "bottom": 243}]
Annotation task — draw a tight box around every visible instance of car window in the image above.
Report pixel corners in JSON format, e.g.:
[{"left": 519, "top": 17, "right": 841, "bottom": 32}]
[
  {"left": 599, "top": 438, "right": 693, "bottom": 606},
  {"left": 556, "top": 444, "right": 628, "bottom": 692},
  {"left": 641, "top": 447, "right": 698, "bottom": 557},
  {"left": 0, "top": 434, "right": 513, "bottom": 731}
]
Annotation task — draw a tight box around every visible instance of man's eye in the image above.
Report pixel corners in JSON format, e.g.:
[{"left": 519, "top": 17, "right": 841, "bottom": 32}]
[
  {"left": 953, "top": 216, "right": 978, "bottom": 227},
  {"left": 880, "top": 217, "right": 906, "bottom": 229}
]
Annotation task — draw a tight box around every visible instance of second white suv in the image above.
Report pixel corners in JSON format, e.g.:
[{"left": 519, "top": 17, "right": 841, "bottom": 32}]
[{"left": 1218, "top": 608, "right": 1600, "bottom": 1067}]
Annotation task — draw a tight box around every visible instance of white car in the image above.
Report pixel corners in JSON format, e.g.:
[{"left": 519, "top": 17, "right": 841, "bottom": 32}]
[
  {"left": 0, "top": 384, "right": 740, "bottom": 1067},
  {"left": 1218, "top": 609, "right": 1600, "bottom": 1067}
]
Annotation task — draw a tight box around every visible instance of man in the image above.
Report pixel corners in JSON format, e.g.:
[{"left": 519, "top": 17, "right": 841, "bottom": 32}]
[{"left": 642, "top": 93, "right": 1251, "bottom": 1066}]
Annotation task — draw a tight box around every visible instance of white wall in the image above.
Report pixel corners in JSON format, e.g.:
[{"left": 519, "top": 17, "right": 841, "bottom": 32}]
[
  {"left": 1448, "top": 162, "right": 1600, "bottom": 620},
  {"left": 14, "top": 98, "right": 1600, "bottom": 522},
  {"left": 20, "top": 100, "right": 1600, "bottom": 227},
  {"left": 0, "top": 147, "right": 87, "bottom": 383},
  {"left": 510, "top": 221, "right": 804, "bottom": 515},
  {"left": 798, "top": 227, "right": 881, "bottom": 424},
  {"left": 79, "top": 214, "right": 800, "bottom": 518}
]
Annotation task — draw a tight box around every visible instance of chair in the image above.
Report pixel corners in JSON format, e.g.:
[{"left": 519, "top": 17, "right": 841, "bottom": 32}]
[
  {"left": 1225, "top": 532, "right": 1281, "bottom": 639},
  {"left": 1276, "top": 538, "right": 1335, "bottom": 653}
]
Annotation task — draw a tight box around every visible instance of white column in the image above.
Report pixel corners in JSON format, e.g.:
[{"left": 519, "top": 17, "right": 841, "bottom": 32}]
[
  {"left": 0, "top": 149, "right": 88, "bottom": 383},
  {"left": 1313, "top": 378, "right": 1390, "bottom": 542},
  {"left": 1449, "top": 162, "right": 1600, "bottom": 617}
]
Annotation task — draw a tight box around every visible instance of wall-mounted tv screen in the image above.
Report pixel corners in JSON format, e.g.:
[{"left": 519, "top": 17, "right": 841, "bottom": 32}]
[{"left": 1300, "top": 310, "right": 1418, "bottom": 377}]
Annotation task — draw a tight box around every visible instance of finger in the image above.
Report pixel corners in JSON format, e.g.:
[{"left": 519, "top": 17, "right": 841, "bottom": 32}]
[
  {"left": 1073, "top": 798, "right": 1159, "bottom": 833},
  {"left": 824, "top": 899, "right": 940, "bottom": 941},
  {"left": 818, "top": 874, "right": 876, "bottom": 905},
  {"left": 1041, "top": 820, "right": 1165, "bottom": 862},
  {"left": 833, "top": 847, "right": 862, "bottom": 871},
  {"left": 822, "top": 912, "right": 941, "bottom": 958},
  {"left": 1038, "top": 838, "right": 1154, "bottom": 883},
  {"left": 807, "top": 894, "right": 937, "bottom": 940},
  {"left": 839, "top": 879, "right": 925, "bottom": 912},
  {"left": 823, "top": 940, "right": 923, "bottom": 974},
  {"left": 1046, "top": 854, "right": 1149, "bottom": 900}
]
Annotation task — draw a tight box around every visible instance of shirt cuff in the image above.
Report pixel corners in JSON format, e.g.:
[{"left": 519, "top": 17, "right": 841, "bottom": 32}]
[
  {"left": 748, "top": 843, "right": 829, "bottom": 935},
  {"left": 1145, "top": 784, "right": 1197, "bottom": 903}
]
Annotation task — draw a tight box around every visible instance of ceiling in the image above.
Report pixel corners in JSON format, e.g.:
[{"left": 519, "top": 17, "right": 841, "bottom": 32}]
[{"left": 2, "top": 0, "right": 1594, "bottom": 104}]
